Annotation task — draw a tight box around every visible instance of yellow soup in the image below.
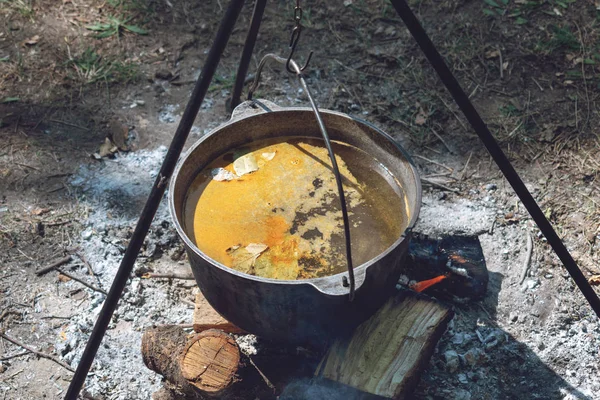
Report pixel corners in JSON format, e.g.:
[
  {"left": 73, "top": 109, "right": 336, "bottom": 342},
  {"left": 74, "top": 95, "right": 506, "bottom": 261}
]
[{"left": 183, "top": 137, "right": 405, "bottom": 280}]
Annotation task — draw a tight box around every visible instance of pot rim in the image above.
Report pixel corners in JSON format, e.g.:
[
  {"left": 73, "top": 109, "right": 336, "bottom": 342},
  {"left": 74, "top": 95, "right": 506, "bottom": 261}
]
[{"left": 168, "top": 106, "right": 422, "bottom": 294}]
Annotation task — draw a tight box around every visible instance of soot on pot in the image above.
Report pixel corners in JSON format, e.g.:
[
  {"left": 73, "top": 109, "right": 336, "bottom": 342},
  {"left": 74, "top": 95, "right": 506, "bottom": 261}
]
[{"left": 183, "top": 137, "right": 405, "bottom": 280}]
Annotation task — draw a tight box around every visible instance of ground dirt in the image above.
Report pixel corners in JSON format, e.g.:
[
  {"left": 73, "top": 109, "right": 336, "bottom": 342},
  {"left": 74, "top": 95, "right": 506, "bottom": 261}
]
[{"left": 1, "top": 0, "right": 600, "bottom": 399}]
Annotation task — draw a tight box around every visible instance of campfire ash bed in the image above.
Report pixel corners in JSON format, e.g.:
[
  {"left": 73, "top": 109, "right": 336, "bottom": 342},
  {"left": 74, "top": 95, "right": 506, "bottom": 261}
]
[{"left": 63, "top": 0, "right": 600, "bottom": 398}]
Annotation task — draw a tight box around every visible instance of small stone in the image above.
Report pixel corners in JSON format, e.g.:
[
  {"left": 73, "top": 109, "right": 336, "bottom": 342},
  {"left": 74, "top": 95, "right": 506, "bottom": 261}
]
[
  {"left": 81, "top": 229, "right": 93, "bottom": 240},
  {"left": 485, "top": 183, "right": 497, "bottom": 191},
  {"left": 444, "top": 350, "right": 460, "bottom": 373},
  {"left": 526, "top": 279, "right": 540, "bottom": 290},
  {"left": 545, "top": 273, "right": 554, "bottom": 279},
  {"left": 452, "top": 333, "right": 465, "bottom": 345},
  {"left": 462, "top": 347, "right": 487, "bottom": 367},
  {"left": 454, "top": 389, "right": 472, "bottom": 400},
  {"left": 458, "top": 373, "right": 469, "bottom": 384},
  {"left": 537, "top": 341, "right": 546, "bottom": 351}
]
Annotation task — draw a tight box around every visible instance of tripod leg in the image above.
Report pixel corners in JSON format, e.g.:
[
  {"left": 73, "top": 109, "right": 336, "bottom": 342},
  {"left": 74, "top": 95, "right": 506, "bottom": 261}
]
[
  {"left": 388, "top": 0, "right": 600, "bottom": 319},
  {"left": 63, "top": 1, "right": 247, "bottom": 399},
  {"left": 230, "top": 0, "right": 268, "bottom": 110}
]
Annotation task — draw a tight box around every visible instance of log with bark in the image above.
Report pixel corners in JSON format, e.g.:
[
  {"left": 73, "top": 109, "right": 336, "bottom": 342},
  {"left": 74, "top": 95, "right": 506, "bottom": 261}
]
[{"left": 142, "top": 326, "right": 241, "bottom": 399}]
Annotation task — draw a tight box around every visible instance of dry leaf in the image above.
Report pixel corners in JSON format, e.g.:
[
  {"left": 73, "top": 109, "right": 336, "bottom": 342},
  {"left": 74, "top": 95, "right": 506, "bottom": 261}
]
[
  {"left": 485, "top": 49, "right": 500, "bottom": 59},
  {"left": 233, "top": 153, "right": 258, "bottom": 176},
  {"left": 23, "top": 35, "right": 40, "bottom": 46},
  {"left": 227, "top": 247, "right": 255, "bottom": 274},
  {"left": 415, "top": 114, "right": 427, "bottom": 126},
  {"left": 109, "top": 119, "right": 129, "bottom": 151},
  {"left": 211, "top": 168, "right": 236, "bottom": 182},
  {"left": 589, "top": 275, "right": 600, "bottom": 286},
  {"left": 58, "top": 273, "right": 71, "bottom": 283},
  {"left": 245, "top": 243, "right": 268, "bottom": 256},
  {"left": 97, "top": 137, "right": 118, "bottom": 158},
  {"left": 31, "top": 207, "right": 50, "bottom": 216},
  {"left": 227, "top": 243, "right": 268, "bottom": 274},
  {"left": 261, "top": 152, "right": 276, "bottom": 161}
]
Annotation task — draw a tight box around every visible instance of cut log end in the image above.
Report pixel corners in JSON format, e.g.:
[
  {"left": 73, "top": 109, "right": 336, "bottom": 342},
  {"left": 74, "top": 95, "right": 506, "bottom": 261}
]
[
  {"left": 142, "top": 326, "right": 242, "bottom": 398},
  {"left": 181, "top": 330, "right": 241, "bottom": 395}
]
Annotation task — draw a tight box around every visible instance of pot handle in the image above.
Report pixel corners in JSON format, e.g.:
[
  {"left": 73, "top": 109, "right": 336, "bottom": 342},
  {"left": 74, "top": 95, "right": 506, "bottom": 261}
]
[
  {"left": 309, "top": 269, "right": 366, "bottom": 297},
  {"left": 230, "top": 99, "right": 283, "bottom": 121}
]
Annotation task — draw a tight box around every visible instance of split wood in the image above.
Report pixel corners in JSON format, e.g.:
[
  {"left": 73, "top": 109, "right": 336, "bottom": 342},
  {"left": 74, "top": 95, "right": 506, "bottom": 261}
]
[
  {"left": 0, "top": 309, "right": 20, "bottom": 324},
  {"left": 460, "top": 151, "right": 473, "bottom": 181},
  {"left": 316, "top": 290, "right": 453, "bottom": 398},
  {"left": 74, "top": 251, "right": 104, "bottom": 289},
  {"left": 421, "top": 178, "right": 459, "bottom": 193},
  {"left": 0, "top": 333, "right": 74, "bottom": 372},
  {"left": 35, "top": 255, "right": 72, "bottom": 276},
  {"left": 414, "top": 154, "right": 453, "bottom": 172},
  {"left": 519, "top": 233, "right": 534, "bottom": 285},
  {"left": 74, "top": 251, "right": 96, "bottom": 277},
  {"left": 144, "top": 273, "right": 195, "bottom": 280},
  {"left": 430, "top": 127, "right": 454, "bottom": 154},
  {"left": 0, "top": 350, "right": 30, "bottom": 361},
  {"left": 56, "top": 269, "right": 107, "bottom": 295}
]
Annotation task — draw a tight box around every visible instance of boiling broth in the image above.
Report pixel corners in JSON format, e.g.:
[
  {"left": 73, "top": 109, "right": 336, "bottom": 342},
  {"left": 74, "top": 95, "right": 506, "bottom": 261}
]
[{"left": 183, "top": 137, "right": 406, "bottom": 280}]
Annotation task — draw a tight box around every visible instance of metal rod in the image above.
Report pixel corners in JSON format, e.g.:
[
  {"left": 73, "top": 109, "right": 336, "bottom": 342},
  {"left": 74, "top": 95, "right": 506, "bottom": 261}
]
[
  {"left": 247, "top": 54, "right": 355, "bottom": 301},
  {"left": 297, "top": 71, "right": 355, "bottom": 301},
  {"left": 389, "top": 0, "right": 600, "bottom": 318},
  {"left": 63, "top": 1, "right": 247, "bottom": 398},
  {"left": 230, "top": 0, "right": 267, "bottom": 109}
]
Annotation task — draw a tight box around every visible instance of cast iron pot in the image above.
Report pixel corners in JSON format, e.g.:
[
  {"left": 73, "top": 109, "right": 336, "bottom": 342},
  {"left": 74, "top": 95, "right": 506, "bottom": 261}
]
[{"left": 169, "top": 100, "right": 421, "bottom": 345}]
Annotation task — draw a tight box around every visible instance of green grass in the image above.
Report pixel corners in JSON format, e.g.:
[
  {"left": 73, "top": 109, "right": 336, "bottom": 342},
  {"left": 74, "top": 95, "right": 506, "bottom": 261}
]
[
  {"left": 499, "top": 103, "right": 521, "bottom": 117},
  {"left": 0, "top": 0, "right": 35, "bottom": 20},
  {"left": 208, "top": 74, "right": 236, "bottom": 93},
  {"left": 535, "top": 25, "right": 581, "bottom": 54},
  {"left": 86, "top": 15, "right": 148, "bottom": 39},
  {"left": 482, "top": 0, "right": 577, "bottom": 26},
  {"left": 67, "top": 47, "right": 139, "bottom": 85}
]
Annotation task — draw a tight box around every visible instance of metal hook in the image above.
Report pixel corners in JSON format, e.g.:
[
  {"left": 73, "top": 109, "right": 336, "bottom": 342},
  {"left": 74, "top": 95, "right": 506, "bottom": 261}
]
[{"left": 286, "top": 26, "right": 313, "bottom": 74}]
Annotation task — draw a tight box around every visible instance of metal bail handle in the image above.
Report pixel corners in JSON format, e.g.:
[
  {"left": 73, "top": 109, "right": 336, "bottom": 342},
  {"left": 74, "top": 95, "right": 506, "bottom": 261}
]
[{"left": 247, "top": 54, "right": 356, "bottom": 301}]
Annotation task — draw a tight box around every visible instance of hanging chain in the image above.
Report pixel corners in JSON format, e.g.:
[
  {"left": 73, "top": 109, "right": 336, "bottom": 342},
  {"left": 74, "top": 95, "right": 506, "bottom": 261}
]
[
  {"left": 293, "top": 0, "right": 303, "bottom": 33},
  {"left": 286, "top": 0, "right": 313, "bottom": 73}
]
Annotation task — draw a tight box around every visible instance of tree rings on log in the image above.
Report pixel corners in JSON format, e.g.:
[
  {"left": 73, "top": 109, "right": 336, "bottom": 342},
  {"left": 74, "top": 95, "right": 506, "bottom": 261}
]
[{"left": 180, "top": 329, "right": 241, "bottom": 396}]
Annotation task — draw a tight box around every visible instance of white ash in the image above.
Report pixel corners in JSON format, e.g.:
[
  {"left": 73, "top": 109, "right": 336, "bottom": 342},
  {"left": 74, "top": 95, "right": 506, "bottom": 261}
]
[
  {"left": 158, "top": 104, "right": 179, "bottom": 124},
  {"left": 60, "top": 147, "right": 192, "bottom": 399},
  {"left": 415, "top": 194, "right": 495, "bottom": 237},
  {"left": 236, "top": 334, "right": 258, "bottom": 356},
  {"left": 414, "top": 191, "right": 600, "bottom": 399},
  {"left": 54, "top": 150, "right": 600, "bottom": 399}
]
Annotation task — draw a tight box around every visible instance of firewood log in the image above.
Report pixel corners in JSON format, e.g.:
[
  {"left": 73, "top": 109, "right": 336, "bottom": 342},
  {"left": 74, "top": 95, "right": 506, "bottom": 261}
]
[
  {"left": 314, "top": 290, "right": 453, "bottom": 399},
  {"left": 142, "top": 326, "right": 241, "bottom": 399}
]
